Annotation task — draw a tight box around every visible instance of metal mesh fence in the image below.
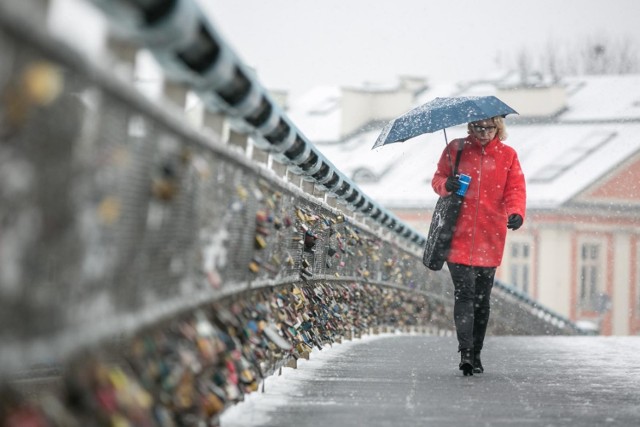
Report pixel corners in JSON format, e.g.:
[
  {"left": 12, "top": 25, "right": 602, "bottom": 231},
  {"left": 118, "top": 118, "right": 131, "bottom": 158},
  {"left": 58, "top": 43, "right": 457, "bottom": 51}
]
[{"left": 0, "top": 11, "right": 433, "bottom": 373}]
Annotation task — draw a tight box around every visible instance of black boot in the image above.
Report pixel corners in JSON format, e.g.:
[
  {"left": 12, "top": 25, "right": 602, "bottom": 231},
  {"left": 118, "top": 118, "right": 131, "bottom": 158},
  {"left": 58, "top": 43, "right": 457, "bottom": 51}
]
[
  {"left": 473, "top": 350, "right": 484, "bottom": 374},
  {"left": 459, "top": 348, "right": 474, "bottom": 376}
]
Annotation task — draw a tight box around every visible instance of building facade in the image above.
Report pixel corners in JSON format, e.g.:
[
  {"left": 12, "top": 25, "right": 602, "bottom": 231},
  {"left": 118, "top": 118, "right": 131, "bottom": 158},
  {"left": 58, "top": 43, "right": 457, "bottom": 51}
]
[{"left": 500, "top": 151, "right": 640, "bottom": 335}]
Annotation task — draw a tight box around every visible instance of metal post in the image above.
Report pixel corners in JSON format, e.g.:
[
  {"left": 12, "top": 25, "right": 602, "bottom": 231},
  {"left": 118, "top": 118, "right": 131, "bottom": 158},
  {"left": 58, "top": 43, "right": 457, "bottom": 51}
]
[
  {"left": 312, "top": 185, "right": 325, "bottom": 200},
  {"left": 271, "top": 158, "right": 288, "bottom": 178},
  {"left": 286, "top": 169, "right": 302, "bottom": 186},
  {"left": 203, "top": 110, "right": 225, "bottom": 139},
  {"left": 162, "top": 80, "right": 188, "bottom": 111},
  {"left": 301, "top": 180, "right": 314, "bottom": 195},
  {"left": 228, "top": 129, "right": 248, "bottom": 152},
  {"left": 252, "top": 144, "right": 269, "bottom": 165},
  {"left": 106, "top": 36, "right": 137, "bottom": 76}
]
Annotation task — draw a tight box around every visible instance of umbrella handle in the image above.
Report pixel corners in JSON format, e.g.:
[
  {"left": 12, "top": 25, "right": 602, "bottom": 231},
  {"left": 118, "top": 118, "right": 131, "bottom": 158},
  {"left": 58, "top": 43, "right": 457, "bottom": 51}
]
[{"left": 443, "top": 128, "right": 454, "bottom": 174}]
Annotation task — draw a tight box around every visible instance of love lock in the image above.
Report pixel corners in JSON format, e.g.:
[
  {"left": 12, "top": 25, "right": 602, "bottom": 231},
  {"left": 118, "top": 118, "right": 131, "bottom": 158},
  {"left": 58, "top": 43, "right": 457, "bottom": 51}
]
[{"left": 304, "top": 230, "right": 317, "bottom": 252}]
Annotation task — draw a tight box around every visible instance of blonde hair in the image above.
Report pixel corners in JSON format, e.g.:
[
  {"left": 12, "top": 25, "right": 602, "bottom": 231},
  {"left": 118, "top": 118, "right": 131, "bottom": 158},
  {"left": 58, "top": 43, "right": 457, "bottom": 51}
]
[{"left": 467, "top": 116, "right": 508, "bottom": 141}]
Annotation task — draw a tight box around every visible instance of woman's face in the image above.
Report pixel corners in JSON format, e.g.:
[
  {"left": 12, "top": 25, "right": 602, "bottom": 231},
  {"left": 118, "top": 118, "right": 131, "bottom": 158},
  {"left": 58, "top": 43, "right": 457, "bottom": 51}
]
[{"left": 470, "top": 120, "right": 498, "bottom": 145}]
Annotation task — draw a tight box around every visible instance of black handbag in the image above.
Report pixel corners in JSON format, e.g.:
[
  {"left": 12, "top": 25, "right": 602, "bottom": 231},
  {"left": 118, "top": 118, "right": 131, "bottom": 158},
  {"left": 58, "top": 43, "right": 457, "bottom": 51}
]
[{"left": 422, "top": 142, "right": 464, "bottom": 271}]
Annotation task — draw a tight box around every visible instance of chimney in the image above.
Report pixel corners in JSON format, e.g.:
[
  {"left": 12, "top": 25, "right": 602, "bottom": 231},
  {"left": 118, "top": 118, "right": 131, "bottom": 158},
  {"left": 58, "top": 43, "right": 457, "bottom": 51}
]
[
  {"left": 399, "top": 75, "right": 428, "bottom": 93},
  {"left": 496, "top": 73, "right": 567, "bottom": 117},
  {"left": 340, "top": 85, "right": 414, "bottom": 138}
]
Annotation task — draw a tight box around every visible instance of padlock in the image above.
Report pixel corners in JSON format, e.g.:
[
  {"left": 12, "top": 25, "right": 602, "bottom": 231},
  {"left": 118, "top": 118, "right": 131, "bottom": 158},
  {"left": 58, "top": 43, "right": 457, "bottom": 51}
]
[
  {"left": 304, "top": 230, "right": 317, "bottom": 252},
  {"left": 255, "top": 235, "right": 267, "bottom": 249}
]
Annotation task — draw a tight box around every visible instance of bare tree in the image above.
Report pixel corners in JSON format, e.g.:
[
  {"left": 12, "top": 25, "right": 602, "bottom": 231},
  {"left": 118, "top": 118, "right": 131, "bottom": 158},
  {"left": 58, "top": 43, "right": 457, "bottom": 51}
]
[
  {"left": 582, "top": 42, "right": 607, "bottom": 74},
  {"left": 540, "top": 40, "right": 562, "bottom": 82},
  {"left": 515, "top": 48, "right": 534, "bottom": 83},
  {"left": 609, "top": 38, "right": 637, "bottom": 73},
  {"left": 508, "top": 34, "right": 640, "bottom": 77}
]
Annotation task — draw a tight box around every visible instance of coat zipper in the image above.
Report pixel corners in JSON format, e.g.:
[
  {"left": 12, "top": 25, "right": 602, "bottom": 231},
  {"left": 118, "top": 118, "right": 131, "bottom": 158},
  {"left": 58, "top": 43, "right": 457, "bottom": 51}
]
[{"left": 469, "top": 145, "right": 485, "bottom": 265}]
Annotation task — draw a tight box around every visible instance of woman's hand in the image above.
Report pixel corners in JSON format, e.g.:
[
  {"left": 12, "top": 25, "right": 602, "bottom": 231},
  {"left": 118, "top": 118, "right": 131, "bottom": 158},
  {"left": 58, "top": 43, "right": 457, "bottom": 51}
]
[
  {"left": 445, "top": 176, "right": 461, "bottom": 192},
  {"left": 507, "top": 214, "right": 523, "bottom": 230}
]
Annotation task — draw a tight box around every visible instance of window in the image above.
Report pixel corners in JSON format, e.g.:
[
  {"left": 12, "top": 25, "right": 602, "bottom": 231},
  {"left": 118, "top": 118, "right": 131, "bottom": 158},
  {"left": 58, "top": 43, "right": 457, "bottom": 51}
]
[
  {"left": 578, "top": 242, "right": 605, "bottom": 312},
  {"left": 509, "top": 241, "right": 531, "bottom": 294},
  {"left": 352, "top": 167, "right": 378, "bottom": 183},
  {"left": 529, "top": 131, "right": 616, "bottom": 183}
]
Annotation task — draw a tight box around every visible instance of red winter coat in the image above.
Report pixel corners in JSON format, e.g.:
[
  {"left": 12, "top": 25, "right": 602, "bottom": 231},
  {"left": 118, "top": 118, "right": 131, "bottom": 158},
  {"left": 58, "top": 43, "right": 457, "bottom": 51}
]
[{"left": 432, "top": 135, "right": 526, "bottom": 267}]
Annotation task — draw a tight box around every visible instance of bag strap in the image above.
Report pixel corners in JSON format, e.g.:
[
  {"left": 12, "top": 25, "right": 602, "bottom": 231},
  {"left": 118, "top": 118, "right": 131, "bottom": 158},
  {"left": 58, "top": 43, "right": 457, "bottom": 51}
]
[{"left": 453, "top": 139, "right": 464, "bottom": 176}]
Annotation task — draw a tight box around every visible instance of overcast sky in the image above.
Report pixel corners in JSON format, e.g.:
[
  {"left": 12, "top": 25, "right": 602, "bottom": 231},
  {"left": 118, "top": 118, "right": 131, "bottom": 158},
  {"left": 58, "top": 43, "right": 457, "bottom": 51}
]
[{"left": 201, "top": 0, "right": 640, "bottom": 97}]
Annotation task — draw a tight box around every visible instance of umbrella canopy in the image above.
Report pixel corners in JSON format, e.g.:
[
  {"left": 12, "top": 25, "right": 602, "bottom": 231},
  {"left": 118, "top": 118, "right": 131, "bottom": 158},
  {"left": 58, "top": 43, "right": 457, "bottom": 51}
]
[{"left": 372, "top": 96, "right": 518, "bottom": 149}]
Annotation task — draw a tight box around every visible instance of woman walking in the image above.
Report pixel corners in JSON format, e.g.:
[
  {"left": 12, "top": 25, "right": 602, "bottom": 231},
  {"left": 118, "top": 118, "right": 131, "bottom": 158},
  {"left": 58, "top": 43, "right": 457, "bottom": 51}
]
[{"left": 431, "top": 116, "right": 526, "bottom": 376}]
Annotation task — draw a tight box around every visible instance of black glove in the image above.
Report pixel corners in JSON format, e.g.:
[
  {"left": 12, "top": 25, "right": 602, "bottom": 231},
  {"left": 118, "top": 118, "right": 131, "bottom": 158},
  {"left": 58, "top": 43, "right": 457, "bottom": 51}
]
[
  {"left": 507, "top": 214, "right": 523, "bottom": 230},
  {"left": 445, "top": 176, "right": 461, "bottom": 192}
]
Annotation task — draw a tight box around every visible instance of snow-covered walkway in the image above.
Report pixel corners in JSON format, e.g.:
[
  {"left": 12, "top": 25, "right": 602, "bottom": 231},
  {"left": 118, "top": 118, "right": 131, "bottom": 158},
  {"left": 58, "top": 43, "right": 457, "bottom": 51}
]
[{"left": 221, "top": 334, "right": 640, "bottom": 427}]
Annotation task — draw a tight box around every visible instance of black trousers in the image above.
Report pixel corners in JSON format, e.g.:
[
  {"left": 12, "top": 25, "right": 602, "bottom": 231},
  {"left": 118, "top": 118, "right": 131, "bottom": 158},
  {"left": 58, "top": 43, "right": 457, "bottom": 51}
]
[{"left": 447, "top": 262, "right": 496, "bottom": 351}]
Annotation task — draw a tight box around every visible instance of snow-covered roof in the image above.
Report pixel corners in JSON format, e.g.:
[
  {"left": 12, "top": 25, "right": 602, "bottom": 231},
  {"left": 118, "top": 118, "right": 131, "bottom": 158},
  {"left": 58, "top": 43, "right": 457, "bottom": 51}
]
[
  {"left": 562, "top": 75, "right": 640, "bottom": 121},
  {"left": 287, "top": 86, "right": 342, "bottom": 142},
  {"left": 289, "top": 74, "right": 640, "bottom": 210},
  {"left": 509, "top": 123, "right": 640, "bottom": 208}
]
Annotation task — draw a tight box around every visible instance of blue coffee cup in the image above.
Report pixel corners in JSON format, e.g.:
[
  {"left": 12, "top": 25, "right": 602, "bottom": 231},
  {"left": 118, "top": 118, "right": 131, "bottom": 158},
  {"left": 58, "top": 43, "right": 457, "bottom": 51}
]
[{"left": 456, "top": 174, "right": 471, "bottom": 196}]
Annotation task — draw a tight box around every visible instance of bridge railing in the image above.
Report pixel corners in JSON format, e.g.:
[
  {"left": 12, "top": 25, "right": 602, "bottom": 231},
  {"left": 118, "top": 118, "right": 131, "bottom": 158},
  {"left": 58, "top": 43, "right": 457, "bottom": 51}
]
[{"left": 0, "top": 0, "right": 587, "bottom": 424}]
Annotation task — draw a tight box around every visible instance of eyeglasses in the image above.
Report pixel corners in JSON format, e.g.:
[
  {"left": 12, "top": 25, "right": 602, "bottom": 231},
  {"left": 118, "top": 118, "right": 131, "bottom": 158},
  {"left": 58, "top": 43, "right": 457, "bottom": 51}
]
[{"left": 472, "top": 125, "right": 497, "bottom": 132}]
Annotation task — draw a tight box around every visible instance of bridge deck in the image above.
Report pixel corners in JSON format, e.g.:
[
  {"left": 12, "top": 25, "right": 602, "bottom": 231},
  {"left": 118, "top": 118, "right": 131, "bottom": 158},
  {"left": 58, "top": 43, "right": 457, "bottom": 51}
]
[{"left": 221, "top": 335, "right": 640, "bottom": 427}]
